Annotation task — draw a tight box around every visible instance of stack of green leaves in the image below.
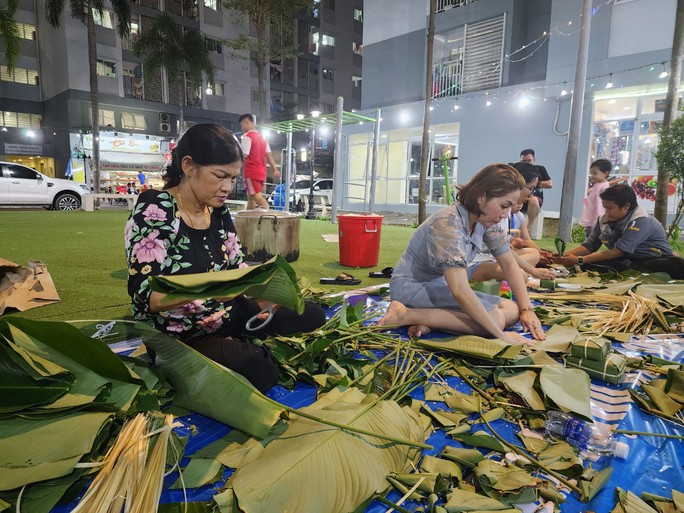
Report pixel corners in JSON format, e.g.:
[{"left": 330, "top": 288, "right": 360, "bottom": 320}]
[
  {"left": 0, "top": 317, "right": 167, "bottom": 513},
  {"left": 148, "top": 255, "right": 304, "bottom": 314}
]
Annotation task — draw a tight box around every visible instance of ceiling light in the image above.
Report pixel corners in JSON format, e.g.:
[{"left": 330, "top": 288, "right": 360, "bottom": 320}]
[
  {"left": 485, "top": 100, "right": 492, "bottom": 107},
  {"left": 659, "top": 63, "right": 669, "bottom": 79},
  {"left": 605, "top": 73, "right": 613, "bottom": 89}
]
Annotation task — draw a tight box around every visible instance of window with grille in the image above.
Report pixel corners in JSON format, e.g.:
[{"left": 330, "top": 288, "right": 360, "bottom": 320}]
[
  {"left": 353, "top": 8, "right": 363, "bottom": 21},
  {"left": 461, "top": 14, "right": 504, "bottom": 92},
  {"left": 206, "top": 37, "right": 223, "bottom": 54},
  {"left": 0, "top": 111, "right": 42, "bottom": 128},
  {"left": 17, "top": 22, "right": 36, "bottom": 40},
  {"left": 353, "top": 41, "right": 363, "bottom": 55},
  {"left": 93, "top": 9, "right": 114, "bottom": 28},
  {"left": 0, "top": 66, "right": 39, "bottom": 85},
  {"left": 207, "top": 82, "right": 225, "bottom": 96},
  {"left": 95, "top": 110, "right": 116, "bottom": 127},
  {"left": 204, "top": 0, "right": 220, "bottom": 10},
  {"left": 309, "top": 30, "right": 319, "bottom": 55},
  {"left": 97, "top": 59, "right": 117, "bottom": 78},
  {"left": 323, "top": 68, "right": 334, "bottom": 80},
  {"left": 121, "top": 112, "right": 147, "bottom": 130},
  {"left": 352, "top": 75, "right": 362, "bottom": 87},
  {"left": 321, "top": 34, "right": 335, "bottom": 47}
]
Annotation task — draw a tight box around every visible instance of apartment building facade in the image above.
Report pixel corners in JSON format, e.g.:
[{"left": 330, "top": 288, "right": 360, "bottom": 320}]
[
  {"left": 0, "top": 0, "right": 363, "bottom": 188},
  {"left": 339, "top": 0, "right": 679, "bottom": 219}
]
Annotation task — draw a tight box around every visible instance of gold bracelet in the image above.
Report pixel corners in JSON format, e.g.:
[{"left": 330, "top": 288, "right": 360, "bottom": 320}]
[{"left": 519, "top": 306, "right": 534, "bottom": 313}]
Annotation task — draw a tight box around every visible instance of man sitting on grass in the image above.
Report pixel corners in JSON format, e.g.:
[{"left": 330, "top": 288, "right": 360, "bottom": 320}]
[{"left": 552, "top": 184, "right": 683, "bottom": 278}]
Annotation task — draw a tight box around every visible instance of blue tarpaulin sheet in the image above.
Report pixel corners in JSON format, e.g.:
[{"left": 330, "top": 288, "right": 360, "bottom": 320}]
[{"left": 52, "top": 295, "right": 684, "bottom": 512}]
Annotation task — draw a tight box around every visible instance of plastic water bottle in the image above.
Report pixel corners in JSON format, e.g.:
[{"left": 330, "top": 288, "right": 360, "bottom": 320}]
[{"left": 544, "top": 411, "right": 630, "bottom": 459}]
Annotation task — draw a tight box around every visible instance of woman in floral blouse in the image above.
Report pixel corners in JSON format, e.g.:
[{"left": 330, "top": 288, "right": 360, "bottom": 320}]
[
  {"left": 378, "top": 164, "right": 546, "bottom": 344},
  {"left": 125, "top": 124, "right": 325, "bottom": 392}
]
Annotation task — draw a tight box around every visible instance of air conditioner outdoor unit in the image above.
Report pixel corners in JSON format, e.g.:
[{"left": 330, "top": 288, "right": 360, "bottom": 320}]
[
  {"left": 159, "top": 112, "right": 171, "bottom": 122},
  {"left": 159, "top": 122, "right": 171, "bottom": 133}
]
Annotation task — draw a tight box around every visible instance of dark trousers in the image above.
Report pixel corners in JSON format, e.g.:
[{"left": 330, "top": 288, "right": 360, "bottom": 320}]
[
  {"left": 188, "top": 297, "right": 326, "bottom": 393},
  {"left": 581, "top": 255, "right": 684, "bottom": 279}
]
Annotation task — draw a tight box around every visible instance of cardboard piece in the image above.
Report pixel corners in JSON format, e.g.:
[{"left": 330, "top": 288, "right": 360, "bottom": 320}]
[{"left": 0, "top": 259, "right": 61, "bottom": 314}]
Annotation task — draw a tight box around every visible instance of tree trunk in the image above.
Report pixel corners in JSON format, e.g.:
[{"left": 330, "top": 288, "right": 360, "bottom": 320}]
[
  {"left": 418, "top": 0, "right": 436, "bottom": 225},
  {"left": 179, "top": 72, "right": 185, "bottom": 137},
  {"left": 256, "top": 21, "right": 266, "bottom": 121},
  {"left": 86, "top": 6, "right": 100, "bottom": 194},
  {"left": 654, "top": 0, "right": 684, "bottom": 225}
]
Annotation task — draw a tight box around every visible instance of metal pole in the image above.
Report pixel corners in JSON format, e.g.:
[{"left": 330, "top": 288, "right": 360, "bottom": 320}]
[
  {"left": 558, "top": 0, "right": 592, "bottom": 242},
  {"left": 369, "top": 108, "right": 381, "bottom": 213},
  {"left": 285, "top": 129, "right": 292, "bottom": 212},
  {"left": 306, "top": 128, "right": 316, "bottom": 219},
  {"left": 331, "top": 96, "right": 344, "bottom": 223}
]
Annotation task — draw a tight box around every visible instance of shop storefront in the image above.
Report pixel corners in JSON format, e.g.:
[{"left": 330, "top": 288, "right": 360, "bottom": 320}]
[
  {"left": 3, "top": 143, "right": 56, "bottom": 177},
  {"left": 591, "top": 86, "right": 680, "bottom": 214},
  {"left": 69, "top": 132, "right": 171, "bottom": 191}
]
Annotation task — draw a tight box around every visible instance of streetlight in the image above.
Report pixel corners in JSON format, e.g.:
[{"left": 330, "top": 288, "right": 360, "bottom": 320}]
[{"left": 306, "top": 127, "right": 317, "bottom": 220}]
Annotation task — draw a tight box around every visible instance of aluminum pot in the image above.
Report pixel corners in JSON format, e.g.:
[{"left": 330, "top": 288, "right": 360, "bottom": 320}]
[{"left": 234, "top": 210, "right": 301, "bottom": 262}]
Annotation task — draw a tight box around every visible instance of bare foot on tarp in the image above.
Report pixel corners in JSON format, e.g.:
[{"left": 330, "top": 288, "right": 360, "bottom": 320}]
[
  {"left": 407, "top": 324, "right": 431, "bottom": 338},
  {"left": 377, "top": 300, "right": 410, "bottom": 328}
]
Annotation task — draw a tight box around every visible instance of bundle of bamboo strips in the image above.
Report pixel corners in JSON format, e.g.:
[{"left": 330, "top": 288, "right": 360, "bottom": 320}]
[
  {"left": 530, "top": 290, "right": 670, "bottom": 334},
  {"left": 71, "top": 413, "right": 176, "bottom": 513}
]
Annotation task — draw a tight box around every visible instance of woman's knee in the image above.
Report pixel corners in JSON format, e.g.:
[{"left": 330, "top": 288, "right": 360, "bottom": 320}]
[{"left": 498, "top": 299, "right": 520, "bottom": 326}]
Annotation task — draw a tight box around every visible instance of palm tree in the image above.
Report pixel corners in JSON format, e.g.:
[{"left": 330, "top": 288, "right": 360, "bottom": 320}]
[
  {"left": 46, "top": 0, "right": 131, "bottom": 194},
  {"left": 0, "top": 0, "right": 20, "bottom": 71},
  {"left": 133, "top": 13, "right": 214, "bottom": 137},
  {"left": 223, "top": 0, "right": 310, "bottom": 121}
]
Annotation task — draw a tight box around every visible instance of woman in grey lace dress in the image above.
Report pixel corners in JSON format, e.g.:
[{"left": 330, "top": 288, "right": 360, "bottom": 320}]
[{"left": 378, "top": 163, "right": 545, "bottom": 344}]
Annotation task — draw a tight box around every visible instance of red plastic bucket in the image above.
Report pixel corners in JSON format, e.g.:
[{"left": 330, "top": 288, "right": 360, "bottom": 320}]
[{"left": 338, "top": 214, "right": 384, "bottom": 267}]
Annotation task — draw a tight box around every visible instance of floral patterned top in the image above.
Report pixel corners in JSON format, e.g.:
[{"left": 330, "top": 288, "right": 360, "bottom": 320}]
[{"left": 124, "top": 189, "right": 244, "bottom": 341}]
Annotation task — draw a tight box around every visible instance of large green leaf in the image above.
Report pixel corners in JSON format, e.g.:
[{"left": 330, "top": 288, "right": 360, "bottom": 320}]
[
  {"left": 443, "top": 487, "right": 511, "bottom": 511},
  {"left": 0, "top": 320, "right": 142, "bottom": 412},
  {"left": 532, "top": 324, "right": 579, "bottom": 353},
  {"left": 0, "top": 318, "right": 133, "bottom": 382},
  {"left": 231, "top": 388, "right": 427, "bottom": 513},
  {"left": 149, "top": 256, "right": 304, "bottom": 314},
  {"left": 140, "top": 322, "right": 285, "bottom": 439},
  {"left": 497, "top": 370, "right": 545, "bottom": 410},
  {"left": 415, "top": 335, "right": 521, "bottom": 361},
  {"left": 0, "top": 412, "right": 113, "bottom": 490},
  {"left": 539, "top": 366, "right": 592, "bottom": 421},
  {"left": 0, "top": 340, "right": 72, "bottom": 413}
]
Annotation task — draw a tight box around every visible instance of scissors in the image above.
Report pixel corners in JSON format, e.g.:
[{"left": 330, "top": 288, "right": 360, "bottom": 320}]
[{"left": 245, "top": 304, "right": 277, "bottom": 332}]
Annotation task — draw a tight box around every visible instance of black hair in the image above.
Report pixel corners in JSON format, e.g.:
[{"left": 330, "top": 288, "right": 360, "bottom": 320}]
[
  {"left": 590, "top": 158, "right": 612, "bottom": 174},
  {"left": 511, "top": 161, "right": 539, "bottom": 185},
  {"left": 162, "top": 124, "right": 244, "bottom": 189},
  {"left": 600, "top": 183, "right": 637, "bottom": 209},
  {"left": 239, "top": 113, "right": 255, "bottom": 123},
  {"left": 520, "top": 148, "right": 536, "bottom": 158}
]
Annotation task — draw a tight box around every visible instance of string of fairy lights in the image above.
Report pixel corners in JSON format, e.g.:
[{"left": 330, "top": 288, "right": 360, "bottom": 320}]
[{"left": 420, "top": 0, "right": 672, "bottom": 115}]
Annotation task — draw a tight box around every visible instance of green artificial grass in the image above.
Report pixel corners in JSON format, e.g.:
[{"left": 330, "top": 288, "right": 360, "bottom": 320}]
[{"left": 0, "top": 210, "right": 562, "bottom": 321}]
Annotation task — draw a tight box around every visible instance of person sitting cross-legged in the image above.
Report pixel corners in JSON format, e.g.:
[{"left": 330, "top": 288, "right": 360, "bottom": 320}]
[{"left": 552, "top": 184, "right": 683, "bottom": 278}]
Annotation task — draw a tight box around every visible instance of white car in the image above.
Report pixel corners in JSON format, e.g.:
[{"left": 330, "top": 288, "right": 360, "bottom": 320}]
[
  {"left": 268, "top": 178, "right": 334, "bottom": 208},
  {"left": 0, "top": 162, "right": 90, "bottom": 210}
]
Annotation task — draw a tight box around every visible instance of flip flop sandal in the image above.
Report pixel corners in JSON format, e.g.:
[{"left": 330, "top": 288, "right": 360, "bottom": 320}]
[
  {"left": 368, "top": 266, "right": 394, "bottom": 278},
  {"left": 320, "top": 272, "right": 361, "bottom": 285}
]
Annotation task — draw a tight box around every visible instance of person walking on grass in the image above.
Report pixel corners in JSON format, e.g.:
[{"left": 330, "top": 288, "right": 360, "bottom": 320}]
[{"left": 239, "top": 113, "right": 280, "bottom": 210}]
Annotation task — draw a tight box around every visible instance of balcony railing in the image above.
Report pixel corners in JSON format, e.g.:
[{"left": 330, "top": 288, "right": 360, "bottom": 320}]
[
  {"left": 432, "top": 58, "right": 462, "bottom": 99},
  {"left": 436, "top": 0, "right": 478, "bottom": 13}
]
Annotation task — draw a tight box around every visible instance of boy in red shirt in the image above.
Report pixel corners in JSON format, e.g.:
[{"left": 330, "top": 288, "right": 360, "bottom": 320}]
[{"left": 239, "top": 114, "right": 280, "bottom": 209}]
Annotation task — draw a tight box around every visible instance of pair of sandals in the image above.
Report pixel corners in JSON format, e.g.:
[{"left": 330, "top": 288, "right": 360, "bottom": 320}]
[{"left": 319, "top": 267, "right": 394, "bottom": 285}]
